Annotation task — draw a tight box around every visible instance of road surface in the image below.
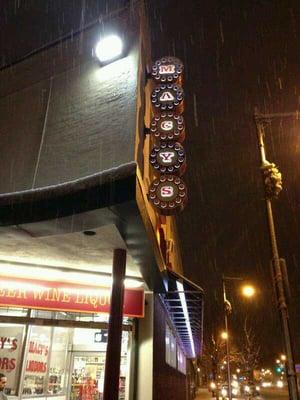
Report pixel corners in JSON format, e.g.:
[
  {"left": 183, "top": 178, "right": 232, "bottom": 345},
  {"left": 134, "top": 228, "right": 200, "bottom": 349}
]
[
  {"left": 259, "top": 388, "right": 288, "bottom": 399},
  {"left": 196, "top": 388, "right": 289, "bottom": 399}
]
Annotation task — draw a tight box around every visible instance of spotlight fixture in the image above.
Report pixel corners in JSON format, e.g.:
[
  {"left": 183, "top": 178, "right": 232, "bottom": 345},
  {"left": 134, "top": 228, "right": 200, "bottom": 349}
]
[{"left": 95, "top": 35, "right": 123, "bottom": 64}]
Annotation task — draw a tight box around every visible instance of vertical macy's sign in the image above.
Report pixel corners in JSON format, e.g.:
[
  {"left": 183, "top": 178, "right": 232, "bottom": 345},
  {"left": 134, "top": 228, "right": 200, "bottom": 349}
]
[{"left": 148, "top": 56, "right": 188, "bottom": 215}]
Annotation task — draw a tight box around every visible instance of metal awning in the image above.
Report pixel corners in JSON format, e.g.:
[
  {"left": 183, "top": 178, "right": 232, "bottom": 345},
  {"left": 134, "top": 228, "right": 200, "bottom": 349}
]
[{"left": 161, "top": 269, "right": 204, "bottom": 359}]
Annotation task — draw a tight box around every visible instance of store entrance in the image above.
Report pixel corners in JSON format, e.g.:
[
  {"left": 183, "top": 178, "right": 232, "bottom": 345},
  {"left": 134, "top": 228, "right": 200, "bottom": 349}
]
[
  {"left": 70, "top": 353, "right": 105, "bottom": 400},
  {"left": 69, "top": 328, "right": 129, "bottom": 400}
]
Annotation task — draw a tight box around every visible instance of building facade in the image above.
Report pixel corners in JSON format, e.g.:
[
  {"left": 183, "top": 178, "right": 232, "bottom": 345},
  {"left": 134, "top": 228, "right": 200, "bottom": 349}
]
[{"left": 0, "top": 2, "right": 203, "bottom": 400}]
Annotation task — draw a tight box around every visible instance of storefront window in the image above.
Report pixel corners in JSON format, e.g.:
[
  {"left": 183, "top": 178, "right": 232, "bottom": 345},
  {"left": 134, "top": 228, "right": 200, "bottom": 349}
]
[
  {"left": 70, "top": 329, "right": 130, "bottom": 400},
  {"left": 0, "top": 324, "right": 24, "bottom": 395},
  {"left": 119, "top": 331, "right": 129, "bottom": 400},
  {"left": 0, "top": 311, "right": 132, "bottom": 399},
  {"left": 165, "top": 324, "right": 176, "bottom": 368},
  {"left": 165, "top": 324, "right": 186, "bottom": 373},
  {"left": 23, "top": 326, "right": 51, "bottom": 396},
  {"left": 47, "top": 328, "right": 70, "bottom": 394},
  {"left": 0, "top": 307, "right": 28, "bottom": 317},
  {"left": 71, "top": 354, "right": 106, "bottom": 400},
  {"left": 177, "top": 346, "right": 186, "bottom": 374},
  {"left": 22, "top": 326, "right": 71, "bottom": 397}
]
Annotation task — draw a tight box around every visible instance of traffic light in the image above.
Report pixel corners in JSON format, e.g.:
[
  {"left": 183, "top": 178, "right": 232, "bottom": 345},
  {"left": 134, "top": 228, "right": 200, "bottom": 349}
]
[{"left": 261, "top": 161, "right": 283, "bottom": 199}]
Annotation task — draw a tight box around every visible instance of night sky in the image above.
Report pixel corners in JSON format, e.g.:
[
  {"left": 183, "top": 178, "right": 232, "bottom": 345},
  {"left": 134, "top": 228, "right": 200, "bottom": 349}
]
[
  {"left": 149, "top": 0, "right": 300, "bottom": 365},
  {"left": 1, "top": 0, "right": 300, "bottom": 366}
]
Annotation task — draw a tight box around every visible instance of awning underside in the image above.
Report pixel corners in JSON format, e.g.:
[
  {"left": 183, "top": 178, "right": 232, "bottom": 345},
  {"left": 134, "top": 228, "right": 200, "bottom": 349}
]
[{"left": 161, "top": 271, "right": 204, "bottom": 359}]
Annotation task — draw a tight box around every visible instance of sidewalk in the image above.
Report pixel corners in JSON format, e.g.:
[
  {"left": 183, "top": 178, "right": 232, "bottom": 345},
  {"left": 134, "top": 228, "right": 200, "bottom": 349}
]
[{"left": 195, "top": 388, "right": 213, "bottom": 399}]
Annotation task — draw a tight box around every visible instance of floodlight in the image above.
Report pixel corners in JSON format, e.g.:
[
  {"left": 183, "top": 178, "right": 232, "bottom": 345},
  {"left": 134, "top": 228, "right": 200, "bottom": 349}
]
[{"left": 95, "top": 35, "right": 123, "bottom": 63}]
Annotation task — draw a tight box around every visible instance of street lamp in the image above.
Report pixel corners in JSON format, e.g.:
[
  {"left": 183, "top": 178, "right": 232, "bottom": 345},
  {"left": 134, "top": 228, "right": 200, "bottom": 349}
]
[
  {"left": 281, "top": 354, "right": 287, "bottom": 362},
  {"left": 254, "top": 109, "right": 299, "bottom": 400},
  {"left": 241, "top": 285, "right": 256, "bottom": 298},
  {"left": 222, "top": 276, "right": 256, "bottom": 400},
  {"left": 221, "top": 331, "right": 228, "bottom": 340}
]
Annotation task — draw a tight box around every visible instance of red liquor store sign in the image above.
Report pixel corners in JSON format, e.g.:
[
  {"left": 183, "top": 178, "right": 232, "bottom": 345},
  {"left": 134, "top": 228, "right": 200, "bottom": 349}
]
[{"left": 0, "top": 276, "right": 144, "bottom": 318}]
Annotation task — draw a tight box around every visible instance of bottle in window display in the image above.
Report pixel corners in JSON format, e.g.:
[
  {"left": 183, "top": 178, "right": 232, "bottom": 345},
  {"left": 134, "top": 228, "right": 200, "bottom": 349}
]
[
  {"left": 71, "top": 373, "right": 81, "bottom": 400},
  {"left": 48, "top": 375, "right": 60, "bottom": 394}
]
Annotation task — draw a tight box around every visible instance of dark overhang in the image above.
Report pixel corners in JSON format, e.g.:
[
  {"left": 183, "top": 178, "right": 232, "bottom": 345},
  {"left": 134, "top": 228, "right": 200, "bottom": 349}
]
[
  {"left": 161, "top": 269, "right": 204, "bottom": 359},
  {"left": 0, "top": 162, "right": 164, "bottom": 292},
  {"left": 0, "top": 162, "right": 136, "bottom": 225}
]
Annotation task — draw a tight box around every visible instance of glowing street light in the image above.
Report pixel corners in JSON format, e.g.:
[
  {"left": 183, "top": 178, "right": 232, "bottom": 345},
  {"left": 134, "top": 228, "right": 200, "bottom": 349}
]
[
  {"left": 281, "top": 354, "right": 287, "bottom": 362},
  {"left": 95, "top": 35, "right": 123, "bottom": 63},
  {"left": 222, "top": 276, "right": 256, "bottom": 400},
  {"left": 241, "top": 284, "right": 256, "bottom": 298},
  {"left": 221, "top": 331, "right": 228, "bottom": 340}
]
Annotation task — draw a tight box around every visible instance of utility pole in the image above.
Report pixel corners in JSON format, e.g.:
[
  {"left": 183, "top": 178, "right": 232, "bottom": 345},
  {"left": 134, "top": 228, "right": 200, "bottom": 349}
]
[
  {"left": 222, "top": 276, "right": 248, "bottom": 400},
  {"left": 254, "top": 109, "right": 299, "bottom": 400},
  {"left": 223, "top": 278, "right": 232, "bottom": 400}
]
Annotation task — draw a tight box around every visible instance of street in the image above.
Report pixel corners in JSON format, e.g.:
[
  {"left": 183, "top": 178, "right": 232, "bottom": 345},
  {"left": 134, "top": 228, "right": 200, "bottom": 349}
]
[
  {"left": 196, "top": 388, "right": 289, "bottom": 399},
  {"left": 259, "top": 388, "right": 289, "bottom": 399}
]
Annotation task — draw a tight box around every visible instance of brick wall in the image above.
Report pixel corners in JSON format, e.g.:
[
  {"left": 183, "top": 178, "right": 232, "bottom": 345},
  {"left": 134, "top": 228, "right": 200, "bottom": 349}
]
[{"left": 0, "top": 13, "right": 139, "bottom": 192}]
